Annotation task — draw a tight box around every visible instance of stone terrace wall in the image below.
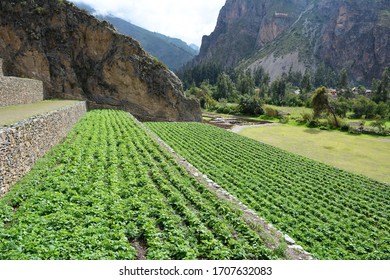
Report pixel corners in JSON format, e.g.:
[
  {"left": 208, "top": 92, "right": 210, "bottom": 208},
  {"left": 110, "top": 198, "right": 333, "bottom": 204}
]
[
  {"left": 0, "top": 59, "right": 44, "bottom": 107},
  {"left": 0, "top": 102, "right": 87, "bottom": 196}
]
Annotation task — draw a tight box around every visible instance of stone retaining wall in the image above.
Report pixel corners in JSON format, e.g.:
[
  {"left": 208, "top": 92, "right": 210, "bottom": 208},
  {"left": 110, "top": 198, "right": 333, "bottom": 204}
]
[
  {"left": 0, "top": 59, "right": 44, "bottom": 107},
  {"left": 0, "top": 101, "right": 87, "bottom": 196}
]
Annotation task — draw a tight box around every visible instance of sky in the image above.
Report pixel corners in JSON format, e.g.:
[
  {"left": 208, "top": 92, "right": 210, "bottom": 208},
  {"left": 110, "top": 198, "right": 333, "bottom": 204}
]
[{"left": 70, "top": 0, "right": 226, "bottom": 46}]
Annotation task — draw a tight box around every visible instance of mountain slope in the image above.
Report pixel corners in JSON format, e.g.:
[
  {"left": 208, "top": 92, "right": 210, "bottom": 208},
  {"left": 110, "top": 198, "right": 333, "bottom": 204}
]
[
  {"left": 195, "top": 0, "right": 390, "bottom": 85},
  {"left": 100, "top": 15, "right": 197, "bottom": 71},
  {"left": 196, "top": 0, "right": 310, "bottom": 68},
  {"left": 0, "top": 0, "right": 201, "bottom": 121},
  {"left": 76, "top": 2, "right": 197, "bottom": 71}
]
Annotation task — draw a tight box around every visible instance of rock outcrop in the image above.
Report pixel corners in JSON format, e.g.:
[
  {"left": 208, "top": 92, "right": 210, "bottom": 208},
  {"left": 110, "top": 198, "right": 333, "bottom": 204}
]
[
  {"left": 195, "top": 0, "right": 390, "bottom": 85},
  {"left": 196, "top": 0, "right": 309, "bottom": 68},
  {"left": 0, "top": 0, "right": 201, "bottom": 122},
  {"left": 315, "top": 0, "right": 390, "bottom": 84}
]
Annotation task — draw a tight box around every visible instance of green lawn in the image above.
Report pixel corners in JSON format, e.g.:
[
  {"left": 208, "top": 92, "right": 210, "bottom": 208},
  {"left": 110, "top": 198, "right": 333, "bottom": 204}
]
[
  {"left": 0, "top": 100, "right": 81, "bottom": 126},
  {"left": 238, "top": 125, "right": 390, "bottom": 184}
]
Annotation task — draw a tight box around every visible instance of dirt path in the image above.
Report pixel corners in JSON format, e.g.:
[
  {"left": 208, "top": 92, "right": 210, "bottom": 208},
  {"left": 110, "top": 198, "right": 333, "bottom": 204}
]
[{"left": 230, "top": 123, "right": 281, "bottom": 133}]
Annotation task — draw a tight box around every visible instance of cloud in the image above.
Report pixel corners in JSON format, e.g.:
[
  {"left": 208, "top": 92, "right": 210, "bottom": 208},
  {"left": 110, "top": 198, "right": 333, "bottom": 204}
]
[{"left": 70, "top": 0, "right": 225, "bottom": 46}]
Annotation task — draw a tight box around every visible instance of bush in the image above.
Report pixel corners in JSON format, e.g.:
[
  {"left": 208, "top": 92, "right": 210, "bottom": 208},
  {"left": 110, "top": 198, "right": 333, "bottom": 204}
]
[
  {"left": 264, "top": 106, "right": 279, "bottom": 117},
  {"left": 351, "top": 96, "right": 377, "bottom": 119},
  {"left": 326, "top": 115, "right": 344, "bottom": 129},
  {"left": 370, "top": 119, "right": 388, "bottom": 135},
  {"left": 238, "top": 95, "right": 264, "bottom": 115},
  {"left": 297, "top": 112, "right": 315, "bottom": 125},
  {"left": 340, "top": 121, "right": 350, "bottom": 132},
  {"left": 214, "top": 103, "right": 240, "bottom": 115},
  {"left": 279, "top": 115, "right": 290, "bottom": 124}
]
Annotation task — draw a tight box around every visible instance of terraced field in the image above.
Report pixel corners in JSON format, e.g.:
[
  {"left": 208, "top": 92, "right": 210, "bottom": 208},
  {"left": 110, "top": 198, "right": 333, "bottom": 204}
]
[
  {"left": 0, "top": 110, "right": 278, "bottom": 260},
  {"left": 147, "top": 122, "right": 390, "bottom": 260}
]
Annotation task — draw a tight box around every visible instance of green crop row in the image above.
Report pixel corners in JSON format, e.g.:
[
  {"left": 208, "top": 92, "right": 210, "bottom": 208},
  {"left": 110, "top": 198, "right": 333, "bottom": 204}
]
[
  {"left": 0, "top": 110, "right": 277, "bottom": 260},
  {"left": 146, "top": 122, "right": 390, "bottom": 260}
]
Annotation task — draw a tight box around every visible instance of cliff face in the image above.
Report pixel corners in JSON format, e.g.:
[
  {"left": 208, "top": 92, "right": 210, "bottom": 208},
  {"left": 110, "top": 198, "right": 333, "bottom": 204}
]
[
  {"left": 75, "top": 2, "right": 197, "bottom": 71},
  {"left": 316, "top": 0, "right": 390, "bottom": 84},
  {"left": 197, "top": 0, "right": 309, "bottom": 68},
  {"left": 196, "top": 0, "right": 390, "bottom": 85},
  {"left": 0, "top": 0, "right": 201, "bottom": 121}
]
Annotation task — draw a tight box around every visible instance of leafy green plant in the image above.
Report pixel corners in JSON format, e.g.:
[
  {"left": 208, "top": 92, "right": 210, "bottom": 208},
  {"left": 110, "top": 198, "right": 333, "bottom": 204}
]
[
  {"left": 147, "top": 122, "right": 390, "bottom": 260},
  {"left": 0, "top": 110, "right": 276, "bottom": 260}
]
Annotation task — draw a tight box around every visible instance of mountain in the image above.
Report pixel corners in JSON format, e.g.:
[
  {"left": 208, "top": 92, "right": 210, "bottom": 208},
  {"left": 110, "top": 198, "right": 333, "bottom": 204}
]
[
  {"left": 195, "top": 0, "right": 390, "bottom": 85},
  {"left": 0, "top": 0, "right": 201, "bottom": 121},
  {"left": 76, "top": 2, "right": 197, "bottom": 71}
]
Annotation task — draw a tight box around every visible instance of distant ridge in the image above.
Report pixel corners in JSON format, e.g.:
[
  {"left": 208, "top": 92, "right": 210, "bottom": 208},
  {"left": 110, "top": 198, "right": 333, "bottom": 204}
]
[{"left": 76, "top": 2, "right": 197, "bottom": 71}]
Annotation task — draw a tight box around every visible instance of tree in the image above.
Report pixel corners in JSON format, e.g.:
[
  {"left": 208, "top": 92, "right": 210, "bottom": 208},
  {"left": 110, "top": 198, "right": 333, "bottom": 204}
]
[
  {"left": 375, "top": 102, "right": 389, "bottom": 119},
  {"left": 351, "top": 96, "right": 378, "bottom": 119},
  {"left": 253, "top": 67, "right": 266, "bottom": 87},
  {"left": 312, "top": 87, "right": 339, "bottom": 127},
  {"left": 338, "top": 68, "right": 348, "bottom": 89},
  {"left": 185, "top": 81, "right": 218, "bottom": 109},
  {"left": 300, "top": 71, "right": 312, "bottom": 94},
  {"left": 237, "top": 73, "right": 255, "bottom": 96},
  {"left": 373, "top": 68, "right": 390, "bottom": 103},
  {"left": 215, "top": 72, "right": 236, "bottom": 101},
  {"left": 313, "top": 62, "right": 337, "bottom": 88},
  {"left": 333, "top": 97, "right": 351, "bottom": 118},
  {"left": 238, "top": 95, "right": 264, "bottom": 115},
  {"left": 270, "top": 78, "right": 287, "bottom": 105},
  {"left": 287, "top": 67, "right": 303, "bottom": 87}
]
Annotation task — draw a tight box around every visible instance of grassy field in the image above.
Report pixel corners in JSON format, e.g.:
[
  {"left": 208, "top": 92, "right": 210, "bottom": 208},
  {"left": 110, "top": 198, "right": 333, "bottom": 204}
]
[
  {"left": 238, "top": 125, "right": 390, "bottom": 184},
  {"left": 0, "top": 100, "right": 81, "bottom": 126}
]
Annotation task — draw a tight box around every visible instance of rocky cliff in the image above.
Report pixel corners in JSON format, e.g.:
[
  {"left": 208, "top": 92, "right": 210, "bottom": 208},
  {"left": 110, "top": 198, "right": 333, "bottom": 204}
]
[
  {"left": 314, "top": 0, "right": 390, "bottom": 84},
  {"left": 75, "top": 2, "right": 197, "bottom": 71},
  {"left": 197, "top": 0, "right": 309, "bottom": 68},
  {"left": 196, "top": 0, "right": 390, "bottom": 85},
  {"left": 0, "top": 0, "right": 201, "bottom": 121}
]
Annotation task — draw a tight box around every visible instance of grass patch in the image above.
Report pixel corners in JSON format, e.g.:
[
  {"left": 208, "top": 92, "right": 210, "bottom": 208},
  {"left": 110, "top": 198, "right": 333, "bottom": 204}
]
[
  {"left": 0, "top": 100, "right": 81, "bottom": 126},
  {"left": 238, "top": 124, "right": 390, "bottom": 184}
]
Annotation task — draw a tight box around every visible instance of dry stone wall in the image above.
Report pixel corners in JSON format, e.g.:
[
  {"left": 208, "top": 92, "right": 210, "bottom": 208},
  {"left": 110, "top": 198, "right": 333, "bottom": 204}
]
[
  {"left": 0, "top": 101, "right": 87, "bottom": 196},
  {"left": 0, "top": 59, "right": 44, "bottom": 107}
]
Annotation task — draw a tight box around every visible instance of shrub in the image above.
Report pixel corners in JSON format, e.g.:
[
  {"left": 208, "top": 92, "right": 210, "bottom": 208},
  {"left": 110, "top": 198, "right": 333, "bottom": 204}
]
[
  {"left": 297, "top": 112, "right": 315, "bottom": 125},
  {"left": 370, "top": 119, "right": 388, "bottom": 135},
  {"left": 264, "top": 106, "right": 279, "bottom": 117},
  {"left": 238, "top": 95, "right": 264, "bottom": 115},
  {"left": 327, "top": 115, "right": 344, "bottom": 129},
  {"left": 279, "top": 115, "right": 290, "bottom": 124}
]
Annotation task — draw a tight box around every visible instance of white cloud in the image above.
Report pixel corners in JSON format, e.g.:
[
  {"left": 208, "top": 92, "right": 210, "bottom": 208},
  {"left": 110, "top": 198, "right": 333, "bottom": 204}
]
[{"left": 69, "top": 0, "right": 226, "bottom": 46}]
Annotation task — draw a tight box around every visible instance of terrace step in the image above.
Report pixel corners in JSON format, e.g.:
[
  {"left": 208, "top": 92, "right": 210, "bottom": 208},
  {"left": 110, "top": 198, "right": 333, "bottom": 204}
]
[
  {"left": 0, "top": 58, "right": 87, "bottom": 196},
  {"left": 0, "top": 58, "right": 44, "bottom": 107}
]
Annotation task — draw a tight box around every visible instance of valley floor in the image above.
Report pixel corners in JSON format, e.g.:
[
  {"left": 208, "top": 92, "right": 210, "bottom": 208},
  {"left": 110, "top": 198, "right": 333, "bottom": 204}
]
[{"left": 237, "top": 124, "right": 390, "bottom": 184}]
